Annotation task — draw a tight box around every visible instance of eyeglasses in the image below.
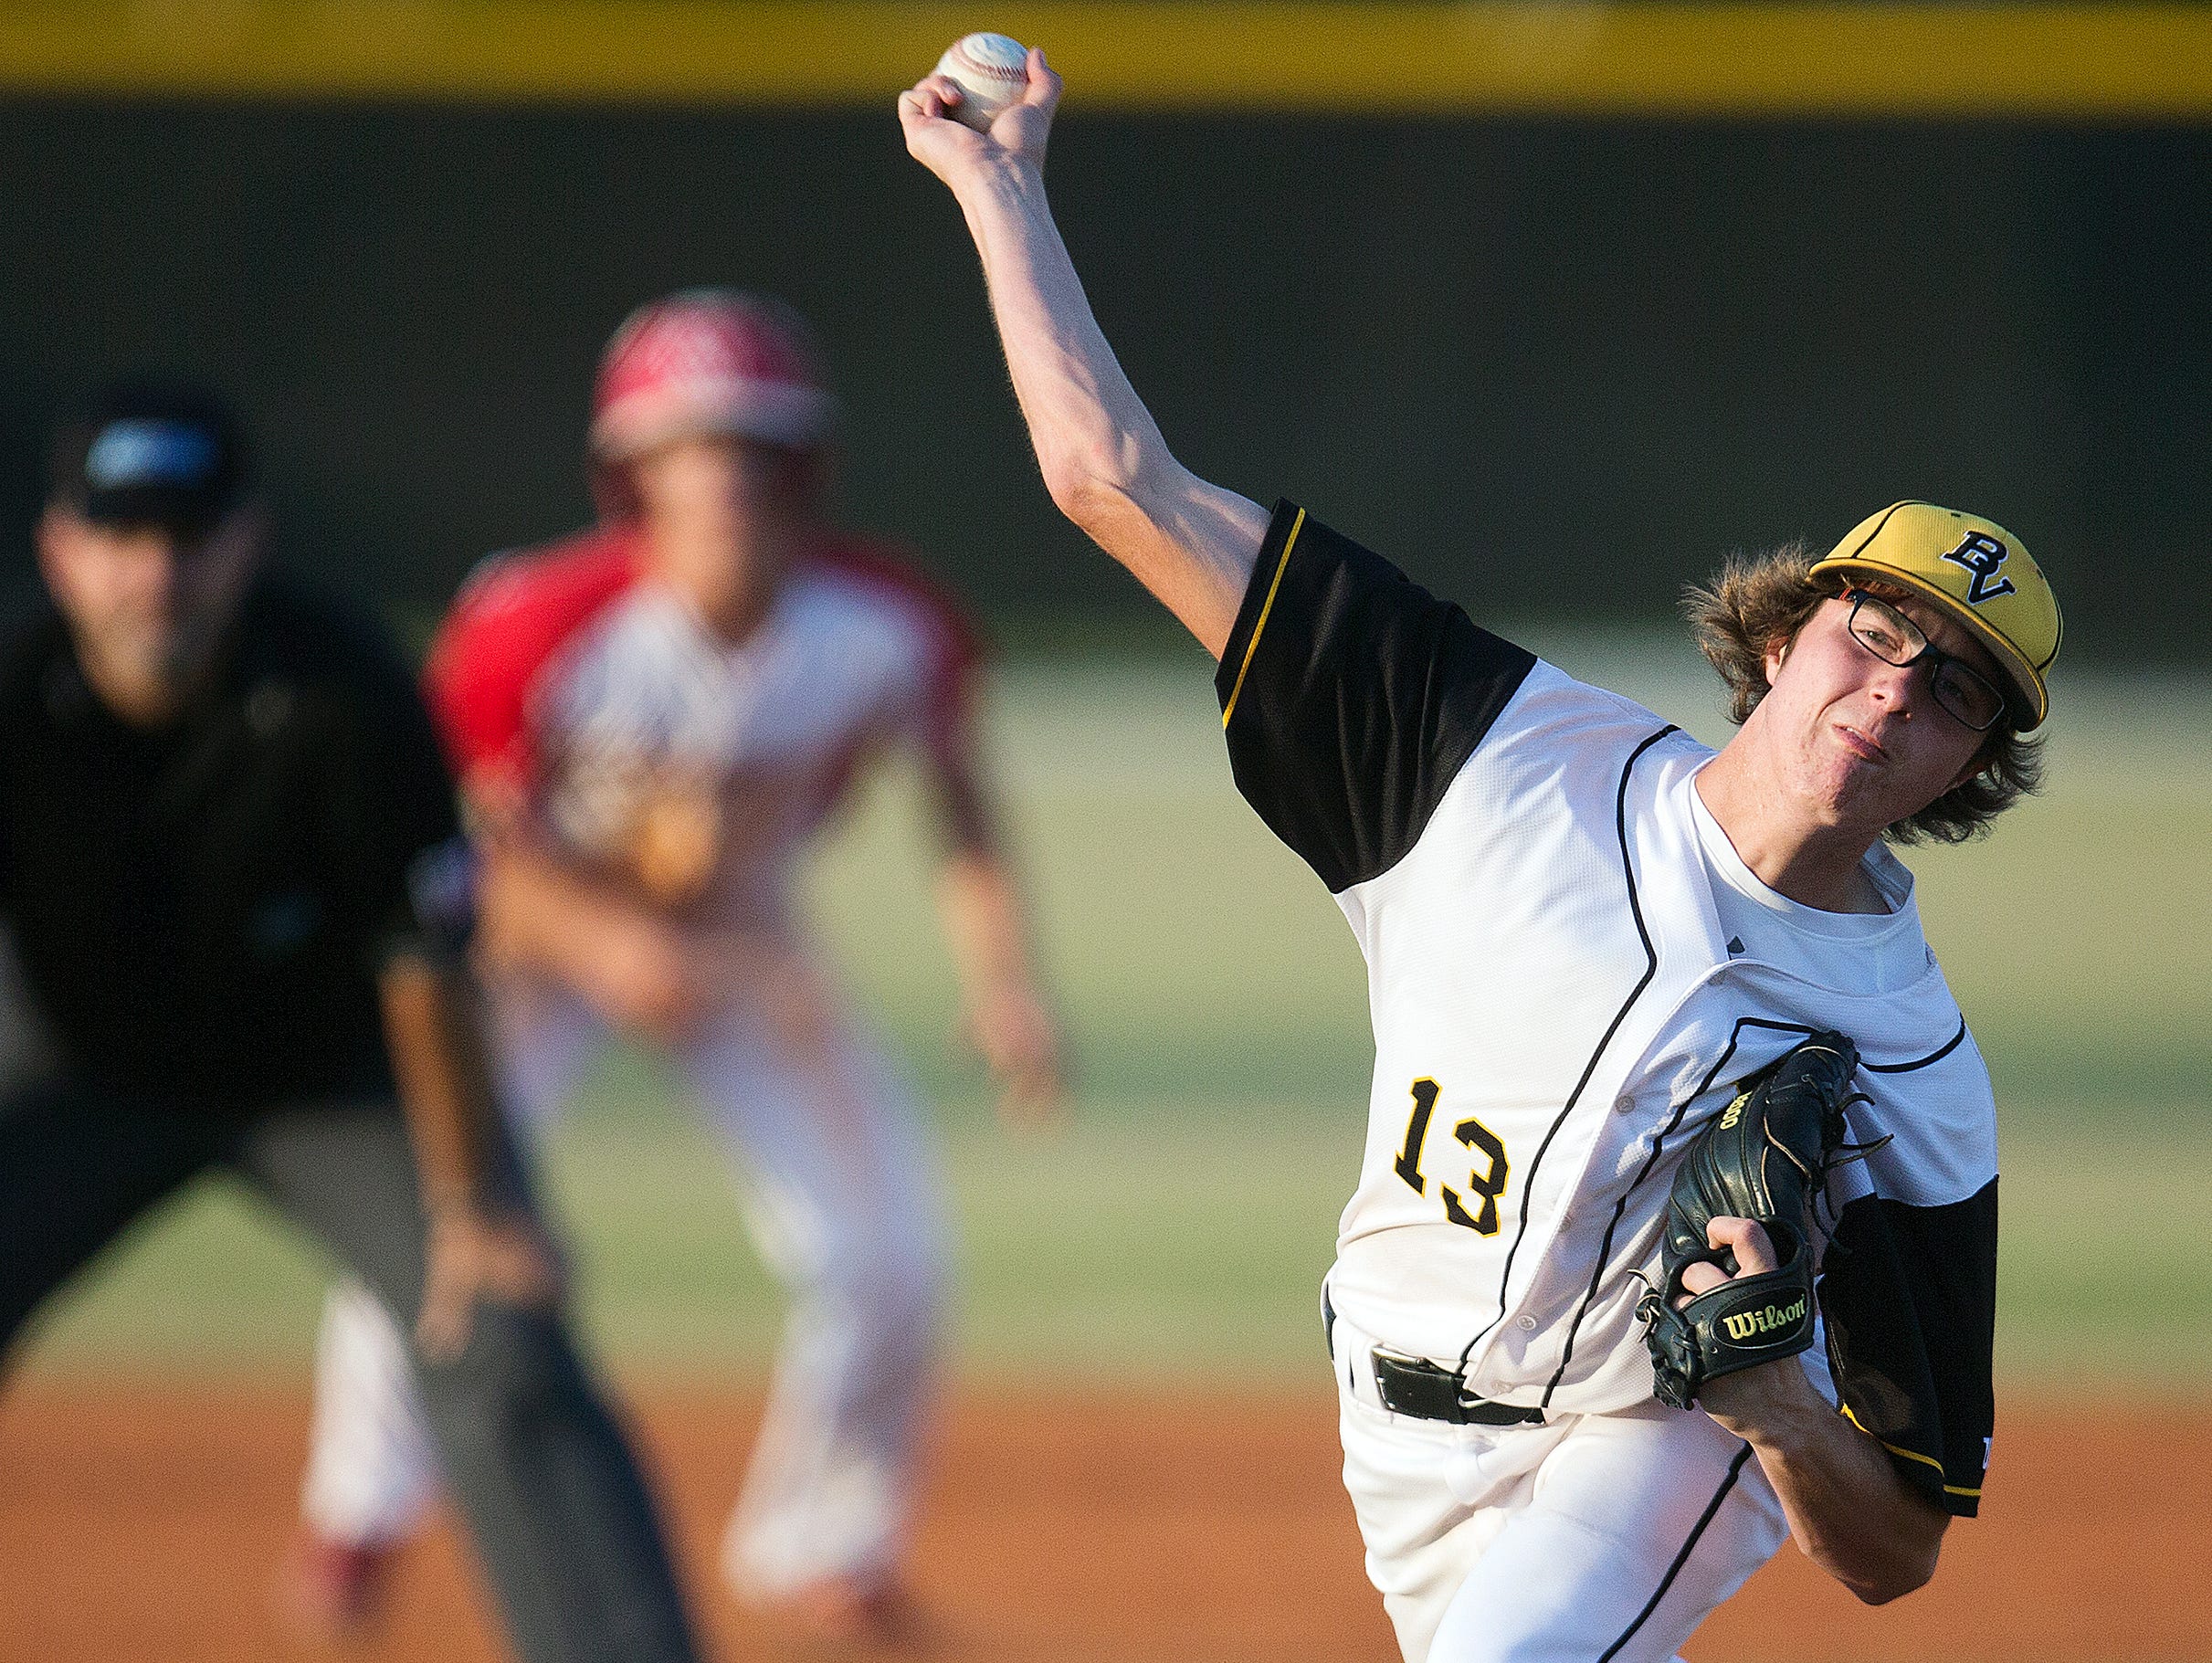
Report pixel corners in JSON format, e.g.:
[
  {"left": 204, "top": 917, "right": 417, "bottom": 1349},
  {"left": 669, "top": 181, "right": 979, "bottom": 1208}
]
[{"left": 1841, "top": 590, "right": 2008, "bottom": 732}]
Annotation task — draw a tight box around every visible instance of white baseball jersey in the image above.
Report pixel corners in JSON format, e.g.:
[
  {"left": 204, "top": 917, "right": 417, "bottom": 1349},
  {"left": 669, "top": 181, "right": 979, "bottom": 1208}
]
[{"left": 1217, "top": 502, "right": 1996, "bottom": 1518}]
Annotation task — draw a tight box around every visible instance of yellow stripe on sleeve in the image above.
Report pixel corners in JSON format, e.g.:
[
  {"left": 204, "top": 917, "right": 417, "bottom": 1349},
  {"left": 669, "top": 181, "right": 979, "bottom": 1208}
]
[
  {"left": 1220, "top": 506, "right": 1304, "bottom": 731},
  {"left": 1839, "top": 1403, "right": 1980, "bottom": 1497}
]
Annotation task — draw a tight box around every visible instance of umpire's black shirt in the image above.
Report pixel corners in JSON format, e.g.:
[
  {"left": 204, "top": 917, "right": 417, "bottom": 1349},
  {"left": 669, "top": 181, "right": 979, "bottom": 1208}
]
[{"left": 0, "top": 576, "right": 463, "bottom": 1110}]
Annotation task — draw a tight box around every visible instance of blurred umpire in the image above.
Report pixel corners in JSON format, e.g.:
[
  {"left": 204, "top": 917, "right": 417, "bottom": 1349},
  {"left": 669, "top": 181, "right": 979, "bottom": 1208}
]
[{"left": 0, "top": 382, "right": 705, "bottom": 1663}]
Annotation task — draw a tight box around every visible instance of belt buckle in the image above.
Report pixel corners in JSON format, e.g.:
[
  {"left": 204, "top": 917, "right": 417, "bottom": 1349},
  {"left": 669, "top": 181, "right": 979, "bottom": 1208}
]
[{"left": 1371, "top": 1350, "right": 1461, "bottom": 1420}]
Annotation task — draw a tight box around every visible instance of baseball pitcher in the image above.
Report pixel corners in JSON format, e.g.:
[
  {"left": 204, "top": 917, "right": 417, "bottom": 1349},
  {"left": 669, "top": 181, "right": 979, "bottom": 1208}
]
[{"left": 901, "top": 51, "right": 2057, "bottom": 1662}]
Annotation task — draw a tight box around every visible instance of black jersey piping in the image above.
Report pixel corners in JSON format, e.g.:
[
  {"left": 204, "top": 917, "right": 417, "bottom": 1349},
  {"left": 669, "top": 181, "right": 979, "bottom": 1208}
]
[
  {"left": 1538, "top": 1015, "right": 1814, "bottom": 1406},
  {"left": 1864, "top": 1017, "right": 1966, "bottom": 1072},
  {"left": 1595, "top": 1442, "right": 1754, "bottom": 1662},
  {"left": 1454, "top": 723, "right": 1678, "bottom": 1379},
  {"left": 1536, "top": 1012, "right": 1964, "bottom": 1405}
]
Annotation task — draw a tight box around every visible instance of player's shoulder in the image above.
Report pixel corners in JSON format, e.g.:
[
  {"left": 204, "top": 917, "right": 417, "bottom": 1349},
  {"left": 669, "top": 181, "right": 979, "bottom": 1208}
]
[
  {"left": 1489, "top": 656, "right": 1703, "bottom": 766},
  {"left": 430, "top": 522, "right": 645, "bottom": 671},
  {"left": 421, "top": 523, "right": 648, "bottom": 783},
  {"left": 448, "top": 522, "right": 644, "bottom": 627},
  {"left": 795, "top": 531, "right": 981, "bottom": 663}
]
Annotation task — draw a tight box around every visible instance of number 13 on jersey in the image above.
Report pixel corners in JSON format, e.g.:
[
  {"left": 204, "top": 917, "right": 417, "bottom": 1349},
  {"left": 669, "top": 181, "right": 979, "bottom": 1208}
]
[{"left": 1393, "top": 1078, "right": 1509, "bottom": 1235}]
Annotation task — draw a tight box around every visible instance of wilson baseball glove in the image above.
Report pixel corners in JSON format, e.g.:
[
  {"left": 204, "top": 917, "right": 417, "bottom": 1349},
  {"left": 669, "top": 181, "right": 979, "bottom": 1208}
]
[{"left": 1640, "top": 1030, "right": 1865, "bottom": 1409}]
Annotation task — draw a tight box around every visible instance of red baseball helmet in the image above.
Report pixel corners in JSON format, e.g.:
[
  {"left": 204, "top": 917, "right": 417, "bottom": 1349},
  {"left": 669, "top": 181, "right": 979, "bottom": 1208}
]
[{"left": 588, "top": 289, "right": 836, "bottom": 518}]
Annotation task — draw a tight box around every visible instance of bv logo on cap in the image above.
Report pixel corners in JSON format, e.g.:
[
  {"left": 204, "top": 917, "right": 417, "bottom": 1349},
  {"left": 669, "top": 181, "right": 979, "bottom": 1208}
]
[{"left": 1939, "top": 532, "right": 2017, "bottom": 605}]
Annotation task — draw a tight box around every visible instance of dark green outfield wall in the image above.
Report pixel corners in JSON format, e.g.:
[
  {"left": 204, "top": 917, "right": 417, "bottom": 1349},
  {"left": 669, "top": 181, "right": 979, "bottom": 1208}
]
[{"left": 0, "top": 102, "right": 2205, "bottom": 659}]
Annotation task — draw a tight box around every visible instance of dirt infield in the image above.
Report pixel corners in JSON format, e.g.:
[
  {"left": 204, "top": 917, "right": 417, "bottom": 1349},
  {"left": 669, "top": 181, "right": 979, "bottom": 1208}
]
[{"left": 2, "top": 1380, "right": 2207, "bottom": 1663}]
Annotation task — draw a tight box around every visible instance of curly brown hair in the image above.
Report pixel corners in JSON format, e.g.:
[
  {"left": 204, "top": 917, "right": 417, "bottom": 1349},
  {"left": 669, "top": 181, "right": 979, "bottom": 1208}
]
[{"left": 1680, "top": 542, "right": 2044, "bottom": 845}]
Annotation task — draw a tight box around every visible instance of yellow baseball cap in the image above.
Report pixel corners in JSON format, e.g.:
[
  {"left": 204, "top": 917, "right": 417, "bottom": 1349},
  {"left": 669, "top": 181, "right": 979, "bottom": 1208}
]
[{"left": 1807, "top": 500, "right": 2062, "bottom": 731}]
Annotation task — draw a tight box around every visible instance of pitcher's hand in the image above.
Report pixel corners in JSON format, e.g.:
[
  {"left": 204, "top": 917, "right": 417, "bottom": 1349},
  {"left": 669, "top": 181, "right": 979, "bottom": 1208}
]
[
  {"left": 900, "top": 47, "right": 1061, "bottom": 187},
  {"left": 1675, "top": 1216, "right": 1778, "bottom": 1300}
]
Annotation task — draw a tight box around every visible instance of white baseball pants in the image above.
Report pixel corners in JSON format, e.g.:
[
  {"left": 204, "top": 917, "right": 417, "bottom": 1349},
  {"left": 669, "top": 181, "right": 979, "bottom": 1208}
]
[
  {"left": 301, "top": 973, "right": 948, "bottom": 1596},
  {"left": 1328, "top": 1306, "right": 1791, "bottom": 1663}
]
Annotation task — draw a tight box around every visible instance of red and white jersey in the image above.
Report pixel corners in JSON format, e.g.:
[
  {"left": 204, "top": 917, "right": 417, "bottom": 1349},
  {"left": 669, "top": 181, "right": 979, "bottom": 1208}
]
[{"left": 426, "top": 522, "right": 978, "bottom": 914}]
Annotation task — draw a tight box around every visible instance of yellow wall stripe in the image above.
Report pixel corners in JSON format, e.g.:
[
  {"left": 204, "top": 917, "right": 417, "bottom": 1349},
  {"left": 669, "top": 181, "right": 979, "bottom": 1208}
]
[
  {"left": 1221, "top": 506, "right": 1303, "bottom": 731},
  {"left": 3, "top": 4, "right": 2210, "bottom": 117}
]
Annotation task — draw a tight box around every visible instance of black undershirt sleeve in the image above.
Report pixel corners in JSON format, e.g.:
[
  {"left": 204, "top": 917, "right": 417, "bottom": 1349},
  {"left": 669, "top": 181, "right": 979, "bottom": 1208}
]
[
  {"left": 1214, "top": 500, "right": 1538, "bottom": 894},
  {"left": 1817, "top": 1180, "right": 1999, "bottom": 1518}
]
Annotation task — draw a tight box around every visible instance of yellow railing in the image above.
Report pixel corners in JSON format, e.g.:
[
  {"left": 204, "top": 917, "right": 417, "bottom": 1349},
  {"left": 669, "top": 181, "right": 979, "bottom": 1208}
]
[{"left": 2, "top": 3, "right": 2208, "bottom": 118}]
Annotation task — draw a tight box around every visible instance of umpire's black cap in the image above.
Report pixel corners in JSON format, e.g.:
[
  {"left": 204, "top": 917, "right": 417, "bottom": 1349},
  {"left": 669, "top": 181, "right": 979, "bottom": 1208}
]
[{"left": 48, "top": 379, "right": 250, "bottom": 539}]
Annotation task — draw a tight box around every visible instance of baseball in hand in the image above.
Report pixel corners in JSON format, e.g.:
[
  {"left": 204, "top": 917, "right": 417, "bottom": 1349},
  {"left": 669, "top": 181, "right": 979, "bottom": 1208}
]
[{"left": 933, "top": 32, "right": 1029, "bottom": 131}]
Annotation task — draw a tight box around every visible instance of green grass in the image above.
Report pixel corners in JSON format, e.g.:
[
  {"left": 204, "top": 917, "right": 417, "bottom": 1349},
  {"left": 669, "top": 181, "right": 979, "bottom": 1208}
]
[{"left": 18, "top": 646, "right": 2210, "bottom": 1394}]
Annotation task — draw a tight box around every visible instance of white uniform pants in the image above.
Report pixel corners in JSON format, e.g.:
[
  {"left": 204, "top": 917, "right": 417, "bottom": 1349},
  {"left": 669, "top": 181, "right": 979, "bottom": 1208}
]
[
  {"left": 1330, "top": 1308, "right": 1790, "bottom": 1663},
  {"left": 301, "top": 974, "right": 948, "bottom": 1596}
]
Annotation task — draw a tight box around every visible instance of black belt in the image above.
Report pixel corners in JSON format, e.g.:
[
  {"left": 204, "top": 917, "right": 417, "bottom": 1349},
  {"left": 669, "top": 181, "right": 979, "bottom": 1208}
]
[
  {"left": 1324, "top": 1290, "right": 1545, "bottom": 1427},
  {"left": 1371, "top": 1353, "right": 1547, "bottom": 1427}
]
